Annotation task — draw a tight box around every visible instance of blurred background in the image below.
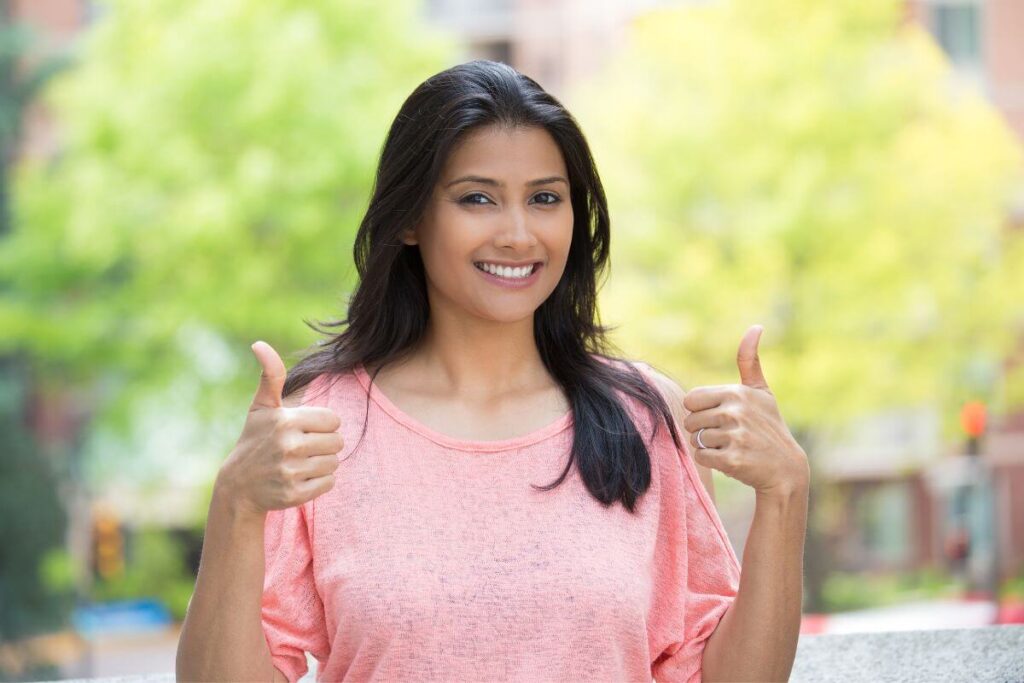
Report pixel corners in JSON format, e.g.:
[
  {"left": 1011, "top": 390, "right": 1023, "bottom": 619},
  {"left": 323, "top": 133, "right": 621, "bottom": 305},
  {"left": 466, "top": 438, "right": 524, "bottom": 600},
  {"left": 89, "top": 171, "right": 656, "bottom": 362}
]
[{"left": 1, "top": 0, "right": 1022, "bottom": 679}]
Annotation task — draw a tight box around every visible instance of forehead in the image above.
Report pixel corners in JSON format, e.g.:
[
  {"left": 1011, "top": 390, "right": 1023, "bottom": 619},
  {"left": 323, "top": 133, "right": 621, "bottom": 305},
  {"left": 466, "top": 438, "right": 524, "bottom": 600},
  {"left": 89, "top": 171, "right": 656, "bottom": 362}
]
[{"left": 442, "top": 125, "right": 567, "bottom": 177}]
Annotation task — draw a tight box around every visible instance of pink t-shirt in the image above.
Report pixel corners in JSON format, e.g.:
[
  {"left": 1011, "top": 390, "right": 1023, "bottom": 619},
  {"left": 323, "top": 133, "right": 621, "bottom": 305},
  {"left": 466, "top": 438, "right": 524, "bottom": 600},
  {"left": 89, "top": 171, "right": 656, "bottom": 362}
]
[{"left": 261, "top": 359, "right": 741, "bottom": 682}]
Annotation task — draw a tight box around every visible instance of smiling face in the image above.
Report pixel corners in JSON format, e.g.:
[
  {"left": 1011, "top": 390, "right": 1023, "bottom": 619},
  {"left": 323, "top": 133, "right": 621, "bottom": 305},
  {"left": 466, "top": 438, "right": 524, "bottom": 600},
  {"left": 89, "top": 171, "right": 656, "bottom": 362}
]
[{"left": 402, "top": 124, "right": 574, "bottom": 324}]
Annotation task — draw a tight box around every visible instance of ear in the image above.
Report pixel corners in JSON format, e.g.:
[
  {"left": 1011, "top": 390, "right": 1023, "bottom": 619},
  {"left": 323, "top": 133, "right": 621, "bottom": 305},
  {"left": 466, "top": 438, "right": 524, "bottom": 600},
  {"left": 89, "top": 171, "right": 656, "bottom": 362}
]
[{"left": 401, "top": 228, "right": 418, "bottom": 246}]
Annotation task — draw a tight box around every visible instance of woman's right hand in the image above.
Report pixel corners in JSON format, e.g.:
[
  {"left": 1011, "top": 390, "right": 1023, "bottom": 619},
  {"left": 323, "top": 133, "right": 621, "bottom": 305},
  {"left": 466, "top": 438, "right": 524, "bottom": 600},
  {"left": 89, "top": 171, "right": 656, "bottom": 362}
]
[{"left": 216, "top": 340, "right": 344, "bottom": 517}]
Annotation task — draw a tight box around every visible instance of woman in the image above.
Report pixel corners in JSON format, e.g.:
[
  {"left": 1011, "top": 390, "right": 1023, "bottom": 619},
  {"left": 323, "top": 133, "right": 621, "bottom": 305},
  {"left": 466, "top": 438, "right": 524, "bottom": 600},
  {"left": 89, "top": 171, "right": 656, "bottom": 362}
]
[{"left": 177, "top": 60, "right": 809, "bottom": 682}]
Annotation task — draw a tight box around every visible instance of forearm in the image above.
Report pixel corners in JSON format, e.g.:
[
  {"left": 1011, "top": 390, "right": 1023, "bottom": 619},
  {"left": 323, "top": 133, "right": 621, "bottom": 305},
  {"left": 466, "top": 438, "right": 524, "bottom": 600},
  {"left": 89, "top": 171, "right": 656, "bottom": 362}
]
[
  {"left": 176, "top": 478, "right": 278, "bottom": 681},
  {"left": 700, "top": 482, "right": 809, "bottom": 682}
]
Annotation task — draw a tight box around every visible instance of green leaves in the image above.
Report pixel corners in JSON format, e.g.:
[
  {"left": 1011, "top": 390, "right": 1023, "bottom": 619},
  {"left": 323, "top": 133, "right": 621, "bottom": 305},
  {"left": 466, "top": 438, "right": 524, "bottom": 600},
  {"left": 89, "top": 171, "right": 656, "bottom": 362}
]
[
  {"left": 574, "top": 0, "right": 1024, "bottom": 439},
  {"left": 2, "top": 0, "right": 457, "bottom": 428}
]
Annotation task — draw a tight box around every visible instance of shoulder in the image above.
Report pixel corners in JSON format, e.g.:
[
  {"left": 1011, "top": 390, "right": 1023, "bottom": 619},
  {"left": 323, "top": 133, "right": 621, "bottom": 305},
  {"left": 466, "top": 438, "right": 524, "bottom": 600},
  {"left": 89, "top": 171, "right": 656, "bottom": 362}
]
[
  {"left": 281, "top": 371, "right": 352, "bottom": 410},
  {"left": 281, "top": 372, "right": 333, "bottom": 409},
  {"left": 632, "top": 361, "right": 688, "bottom": 420},
  {"left": 629, "top": 360, "right": 717, "bottom": 505}
]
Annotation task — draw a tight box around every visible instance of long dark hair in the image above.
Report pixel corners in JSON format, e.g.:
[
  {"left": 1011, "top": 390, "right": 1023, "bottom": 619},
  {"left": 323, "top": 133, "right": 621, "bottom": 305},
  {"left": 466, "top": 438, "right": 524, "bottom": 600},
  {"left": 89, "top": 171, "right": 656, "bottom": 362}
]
[{"left": 282, "top": 60, "right": 684, "bottom": 514}]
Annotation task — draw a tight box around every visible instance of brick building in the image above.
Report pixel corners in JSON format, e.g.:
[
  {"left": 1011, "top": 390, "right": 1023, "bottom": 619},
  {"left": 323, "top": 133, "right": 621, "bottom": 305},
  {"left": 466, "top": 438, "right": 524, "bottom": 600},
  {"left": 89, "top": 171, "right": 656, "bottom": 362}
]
[{"left": 7, "top": 0, "right": 1024, "bottom": 592}]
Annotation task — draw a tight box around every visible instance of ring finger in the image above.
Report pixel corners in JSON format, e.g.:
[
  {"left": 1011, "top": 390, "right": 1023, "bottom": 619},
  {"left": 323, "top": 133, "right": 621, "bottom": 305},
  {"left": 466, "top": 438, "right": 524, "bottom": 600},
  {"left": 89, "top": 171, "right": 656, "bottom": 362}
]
[{"left": 690, "top": 425, "right": 725, "bottom": 451}]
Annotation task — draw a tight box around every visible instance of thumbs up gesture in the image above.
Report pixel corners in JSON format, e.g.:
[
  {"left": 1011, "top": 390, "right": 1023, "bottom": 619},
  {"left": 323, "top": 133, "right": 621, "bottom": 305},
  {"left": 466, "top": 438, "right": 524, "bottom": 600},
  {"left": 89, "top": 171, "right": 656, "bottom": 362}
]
[
  {"left": 216, "top": 341, "right": 344, "bottom": 517},
  {"left": 682, "top": 325, "right": 809, "bottom": 498}
]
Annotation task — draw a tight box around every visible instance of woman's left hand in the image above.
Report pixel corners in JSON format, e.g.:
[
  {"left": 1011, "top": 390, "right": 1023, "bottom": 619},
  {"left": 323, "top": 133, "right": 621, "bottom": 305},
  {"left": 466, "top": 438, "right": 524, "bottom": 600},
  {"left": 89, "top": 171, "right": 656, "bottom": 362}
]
[{"left": 682, "top": 325, "right": 810, "bottom": 497}]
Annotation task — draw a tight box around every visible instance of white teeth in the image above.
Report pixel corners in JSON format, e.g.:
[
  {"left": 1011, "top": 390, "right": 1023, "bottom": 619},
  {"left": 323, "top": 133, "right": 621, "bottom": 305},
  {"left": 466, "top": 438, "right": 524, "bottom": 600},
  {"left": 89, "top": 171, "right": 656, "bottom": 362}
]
[{"left": 475, "top": 262, "right": 536, "bottom": 279}]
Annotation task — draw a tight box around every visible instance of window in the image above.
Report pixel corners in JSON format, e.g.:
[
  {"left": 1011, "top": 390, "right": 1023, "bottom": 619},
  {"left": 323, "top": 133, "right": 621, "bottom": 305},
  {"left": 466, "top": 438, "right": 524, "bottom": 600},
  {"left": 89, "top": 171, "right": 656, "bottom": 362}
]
[
  {"left": 857, "top": 482, "right": 911, "bottom": 566},
  {"left": 473, "top": 39, "right": 512, "bottom": 65},
  {"left": 929, "top": 1, "right": 983, "bottom": 69}
]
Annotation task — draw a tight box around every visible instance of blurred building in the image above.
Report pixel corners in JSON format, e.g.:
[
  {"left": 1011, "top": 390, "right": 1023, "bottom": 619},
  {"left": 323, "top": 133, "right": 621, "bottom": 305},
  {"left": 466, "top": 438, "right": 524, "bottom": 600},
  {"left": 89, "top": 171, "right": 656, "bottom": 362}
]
[
  {"left": 423, "top": 0, "right": 1024, "bottom": 597},
  {"left": 907, "top": 0, "right": 1024, "bottom": 140},
  {"left": 8, "top": 0, "right": 1024, "bottom": 594},
  {"left": 814, "top": 0, "right": 1024, "bottom": 595}
]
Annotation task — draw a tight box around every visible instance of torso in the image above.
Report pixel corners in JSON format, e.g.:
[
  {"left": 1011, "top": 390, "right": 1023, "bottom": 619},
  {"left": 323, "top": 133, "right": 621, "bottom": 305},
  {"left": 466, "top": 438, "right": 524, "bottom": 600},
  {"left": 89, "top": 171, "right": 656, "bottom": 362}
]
[{"left": 362, "top": 360, "right": 571, "bottom": 442}]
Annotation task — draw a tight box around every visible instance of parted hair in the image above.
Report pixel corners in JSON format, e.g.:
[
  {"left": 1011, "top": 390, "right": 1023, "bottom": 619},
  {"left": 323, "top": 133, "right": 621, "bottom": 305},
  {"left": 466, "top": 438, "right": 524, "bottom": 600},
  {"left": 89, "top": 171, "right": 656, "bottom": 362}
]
[{"left": 282, "top": 59, "right": 685, "bottom": 513}]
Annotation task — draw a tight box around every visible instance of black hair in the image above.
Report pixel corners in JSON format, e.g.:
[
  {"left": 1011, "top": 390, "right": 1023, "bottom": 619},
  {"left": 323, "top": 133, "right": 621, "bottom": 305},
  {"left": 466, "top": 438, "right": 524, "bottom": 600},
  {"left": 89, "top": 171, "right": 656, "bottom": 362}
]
[{"left": 282, "top": 59, "right": 685, "bottom": 513}]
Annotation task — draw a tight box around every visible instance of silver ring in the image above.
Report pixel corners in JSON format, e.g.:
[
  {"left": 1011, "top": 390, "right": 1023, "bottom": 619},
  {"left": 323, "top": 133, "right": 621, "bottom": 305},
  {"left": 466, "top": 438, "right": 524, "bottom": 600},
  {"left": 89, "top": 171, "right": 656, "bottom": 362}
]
[{"left": 696, "top": 427, "right": 708, "bottom": 449}]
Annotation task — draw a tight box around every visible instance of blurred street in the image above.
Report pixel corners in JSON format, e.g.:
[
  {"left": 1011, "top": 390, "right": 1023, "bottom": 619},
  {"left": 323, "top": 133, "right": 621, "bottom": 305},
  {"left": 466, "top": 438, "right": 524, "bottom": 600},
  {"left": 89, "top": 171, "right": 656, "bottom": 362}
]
[{"left": 20, "top": 596, "right": 1012, "bottom": 678}]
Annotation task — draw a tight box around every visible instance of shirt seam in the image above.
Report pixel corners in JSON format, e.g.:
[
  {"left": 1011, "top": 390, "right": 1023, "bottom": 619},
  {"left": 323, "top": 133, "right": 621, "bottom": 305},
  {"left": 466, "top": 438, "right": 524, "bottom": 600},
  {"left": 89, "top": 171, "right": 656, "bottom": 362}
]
[{"left": 635, "top": 361, "right": 743, "bottom": 574}]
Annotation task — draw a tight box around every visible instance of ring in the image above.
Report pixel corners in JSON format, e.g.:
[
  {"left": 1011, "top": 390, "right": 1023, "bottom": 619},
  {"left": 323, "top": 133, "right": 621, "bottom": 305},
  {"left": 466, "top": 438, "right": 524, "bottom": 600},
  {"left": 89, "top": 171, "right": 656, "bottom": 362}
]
[{"left": 696, "top": 427, "right": 708, "bottom": 449}]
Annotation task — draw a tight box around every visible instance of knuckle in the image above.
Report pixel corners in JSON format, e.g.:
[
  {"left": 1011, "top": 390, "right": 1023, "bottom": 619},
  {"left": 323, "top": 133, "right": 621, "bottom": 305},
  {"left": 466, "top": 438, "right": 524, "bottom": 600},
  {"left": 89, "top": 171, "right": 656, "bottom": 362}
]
[
  {"left": 278, "top": 462, "right": 300, "bottom": 485},
  {"left": 279, "top": 412, "right": 298, "bottom": 431},
  {"left": 281, "top": 435, "right": 302, "bottom": 457}
]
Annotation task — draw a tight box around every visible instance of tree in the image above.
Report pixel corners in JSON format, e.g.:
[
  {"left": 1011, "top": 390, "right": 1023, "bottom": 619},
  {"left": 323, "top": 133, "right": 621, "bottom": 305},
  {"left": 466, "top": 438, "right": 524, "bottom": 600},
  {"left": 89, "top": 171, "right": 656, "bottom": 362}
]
[
  {"left": 0, "top": 0, "right": 458, "bottom": 644},
  {"left": 0, "top": 6, "right": 75, "bottom": 673},
  {"left": 0, "top": 0, "right": 457, "bottom": 441},
  {"left": 569, "top": 0, "right": 1024, "bottom": 609},
  {"left": 0, "top": 1, "right": 69, "bottom": 235}
]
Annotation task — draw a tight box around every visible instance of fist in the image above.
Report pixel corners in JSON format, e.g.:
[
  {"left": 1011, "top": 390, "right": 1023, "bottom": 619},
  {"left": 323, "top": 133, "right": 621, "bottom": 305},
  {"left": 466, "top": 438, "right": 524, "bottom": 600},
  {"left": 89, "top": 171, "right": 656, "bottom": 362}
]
[
  {"left": 682, "top": 325, "right": 809, "bottom": 497},
  {"left": 217, "top": 340, "right": 344, "bottom": 515}
]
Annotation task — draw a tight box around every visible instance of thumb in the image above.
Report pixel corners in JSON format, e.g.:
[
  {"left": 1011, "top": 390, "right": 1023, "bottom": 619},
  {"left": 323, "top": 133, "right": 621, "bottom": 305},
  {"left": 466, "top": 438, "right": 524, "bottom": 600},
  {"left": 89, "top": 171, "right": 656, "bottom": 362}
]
[
  {"left": 250, "top": 341, "right": 287, "bottom": 409},
  {"left": 736, "top": 324, "right": 770, "bottom": 391}
]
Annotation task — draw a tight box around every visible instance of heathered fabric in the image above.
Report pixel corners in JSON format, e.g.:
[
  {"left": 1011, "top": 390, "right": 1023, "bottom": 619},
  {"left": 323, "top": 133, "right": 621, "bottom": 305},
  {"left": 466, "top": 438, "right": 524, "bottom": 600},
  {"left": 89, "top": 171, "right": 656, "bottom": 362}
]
[{"left": 261, "top": 359, "right": 741, "bottom": 682}]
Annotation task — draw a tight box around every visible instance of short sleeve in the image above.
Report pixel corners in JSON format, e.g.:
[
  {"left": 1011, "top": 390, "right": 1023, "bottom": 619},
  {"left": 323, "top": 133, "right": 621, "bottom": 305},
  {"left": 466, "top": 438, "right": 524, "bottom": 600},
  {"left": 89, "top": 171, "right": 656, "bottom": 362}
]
[
  {"left": 636, "top": 361, "right": 742, "bottom": 683},
  {"left": 262, "top": 501, "right": 330, "bottom": 682}
]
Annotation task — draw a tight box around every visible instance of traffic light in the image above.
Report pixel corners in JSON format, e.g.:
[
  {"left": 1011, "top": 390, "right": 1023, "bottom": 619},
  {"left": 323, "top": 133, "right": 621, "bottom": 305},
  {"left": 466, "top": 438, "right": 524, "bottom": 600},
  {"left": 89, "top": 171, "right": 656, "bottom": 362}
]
[
  {"left": 93, "top": 510, "right": 124, "bottom": 580},
  {"left": 960, "top": 400, "right": 986, "bottom": 456}
]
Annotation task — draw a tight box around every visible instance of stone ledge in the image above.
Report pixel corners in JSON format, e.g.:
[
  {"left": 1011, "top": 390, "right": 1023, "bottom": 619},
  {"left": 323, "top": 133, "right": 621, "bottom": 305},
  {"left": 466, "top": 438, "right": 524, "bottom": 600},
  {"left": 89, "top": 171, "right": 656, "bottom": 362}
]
[
  {"left": 36, "top": 625, "right": 1024, "bottom": 683},
  {"left": 790, "top": 625, "right": 1024, "bottom": 683}
]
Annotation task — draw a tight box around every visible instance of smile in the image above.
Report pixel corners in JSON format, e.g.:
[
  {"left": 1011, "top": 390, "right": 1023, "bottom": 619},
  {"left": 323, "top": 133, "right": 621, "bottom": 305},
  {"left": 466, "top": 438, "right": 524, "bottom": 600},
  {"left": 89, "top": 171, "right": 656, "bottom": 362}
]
[{"left": 473, "top": 261, "right": 543, "bottom": 288}]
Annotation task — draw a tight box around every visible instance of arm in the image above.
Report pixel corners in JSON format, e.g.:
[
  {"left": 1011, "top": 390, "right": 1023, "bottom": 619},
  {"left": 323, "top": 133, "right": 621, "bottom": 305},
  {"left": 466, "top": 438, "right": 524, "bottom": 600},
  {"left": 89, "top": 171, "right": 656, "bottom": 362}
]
[
  {"left": 175, "top": 485, "right": 287, "bottom": 682},
  {"left": 657, "top": 367, "right": 807, "bottom": 682},
  {"left": 700, "top": 485, "right": 807, "bottom": 682},
  {"left": 176, "top": 390, "right": 306, "bottom": 682}
]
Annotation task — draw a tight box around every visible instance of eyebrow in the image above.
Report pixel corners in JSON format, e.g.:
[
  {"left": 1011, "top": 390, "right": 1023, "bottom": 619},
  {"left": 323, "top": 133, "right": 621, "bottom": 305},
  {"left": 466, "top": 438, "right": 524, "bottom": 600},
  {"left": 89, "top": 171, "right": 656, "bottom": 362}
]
[{"left": 444, "top": 174, "right": 569, "bottom": 189}]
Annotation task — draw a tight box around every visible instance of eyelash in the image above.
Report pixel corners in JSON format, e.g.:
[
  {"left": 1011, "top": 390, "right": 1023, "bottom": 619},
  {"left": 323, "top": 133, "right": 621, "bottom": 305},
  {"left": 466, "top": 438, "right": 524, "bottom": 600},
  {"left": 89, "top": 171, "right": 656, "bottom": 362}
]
[{"left": 458, "top": 191, "right": 562, "bottom": 206}]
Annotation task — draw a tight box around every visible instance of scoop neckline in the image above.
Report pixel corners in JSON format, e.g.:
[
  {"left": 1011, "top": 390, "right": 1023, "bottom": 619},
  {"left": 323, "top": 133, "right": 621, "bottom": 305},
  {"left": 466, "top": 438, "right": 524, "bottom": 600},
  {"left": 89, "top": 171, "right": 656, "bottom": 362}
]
[{"left": 352, "top": 362, "right": 574, "bottom": 452}]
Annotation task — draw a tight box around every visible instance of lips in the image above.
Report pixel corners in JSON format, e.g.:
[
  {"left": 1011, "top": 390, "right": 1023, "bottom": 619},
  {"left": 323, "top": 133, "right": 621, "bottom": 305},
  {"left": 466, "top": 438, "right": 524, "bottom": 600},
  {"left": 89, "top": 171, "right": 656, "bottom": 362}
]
[
  {"left": 473, "top": 260, "right": 542, "bottom": 269},
  {"left": 473, "top": 261, "right": 544, "bottom": 287},
  {"left": 473, "top": 262, "right": 539, "bottom": 276}
]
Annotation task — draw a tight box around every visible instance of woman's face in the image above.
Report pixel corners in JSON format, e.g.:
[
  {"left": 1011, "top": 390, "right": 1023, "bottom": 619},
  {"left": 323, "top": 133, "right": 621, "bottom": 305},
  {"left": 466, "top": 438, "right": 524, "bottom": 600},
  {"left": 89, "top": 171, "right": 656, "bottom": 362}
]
[{"left": 403, "top": 124, "right": 574, "bottom": 324}]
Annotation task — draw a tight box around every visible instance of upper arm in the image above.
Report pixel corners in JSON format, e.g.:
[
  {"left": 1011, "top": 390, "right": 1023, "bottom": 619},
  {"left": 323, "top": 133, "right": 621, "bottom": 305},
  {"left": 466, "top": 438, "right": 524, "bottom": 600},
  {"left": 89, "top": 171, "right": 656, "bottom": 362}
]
[{"left": 642, "top": 364, "right": 716, "bottom": 505}]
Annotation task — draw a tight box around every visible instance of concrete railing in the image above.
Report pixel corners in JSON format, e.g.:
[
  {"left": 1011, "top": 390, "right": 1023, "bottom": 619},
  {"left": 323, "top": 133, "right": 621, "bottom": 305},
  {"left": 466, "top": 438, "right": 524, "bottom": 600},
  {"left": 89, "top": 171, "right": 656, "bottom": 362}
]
[
  {"left": 40, "top": 625, "right": 1024, "bottom": 683},
  {"left": 788, "top": 625, "right": 1023, "bottom": 682}
]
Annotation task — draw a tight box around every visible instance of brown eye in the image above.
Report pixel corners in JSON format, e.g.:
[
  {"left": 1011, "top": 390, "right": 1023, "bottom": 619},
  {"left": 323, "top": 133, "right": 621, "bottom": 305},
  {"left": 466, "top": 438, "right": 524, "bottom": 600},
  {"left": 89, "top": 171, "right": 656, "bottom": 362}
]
[
  {"left": 532, "top": 192, "right": 561, "bottom": 205},
  {"left": 459, "top": 193, "right": 491, "bottom": 205}
]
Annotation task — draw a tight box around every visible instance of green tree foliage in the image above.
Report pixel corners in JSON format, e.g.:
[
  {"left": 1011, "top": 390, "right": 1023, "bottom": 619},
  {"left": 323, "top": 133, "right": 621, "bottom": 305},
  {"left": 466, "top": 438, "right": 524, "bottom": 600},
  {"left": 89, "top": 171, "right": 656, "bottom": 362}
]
[
  {"left": 0, "top": 0, "right": 457, "bottom": 430},
  {"left": 0, "top": 358, "right": 72, "bottom": 644},
  {"left": 0, "top": 10, "right": 74, "bottom": 661},
  {"left": 91, "top": 528, "right": 195, "bottom": 621},
  {"left": 572, "top": 0, "right": 1024, "bottom": 442},
  {"left": 0, "top": 13, "right": 70, "bottom": 234}
]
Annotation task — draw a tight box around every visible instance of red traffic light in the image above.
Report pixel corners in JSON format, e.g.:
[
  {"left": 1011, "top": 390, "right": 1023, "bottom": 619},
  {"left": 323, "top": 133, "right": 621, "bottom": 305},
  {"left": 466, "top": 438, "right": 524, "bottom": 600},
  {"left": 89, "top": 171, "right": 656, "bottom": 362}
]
[{"left": 960, "top": 401, "right": 986, "bottom": 438}]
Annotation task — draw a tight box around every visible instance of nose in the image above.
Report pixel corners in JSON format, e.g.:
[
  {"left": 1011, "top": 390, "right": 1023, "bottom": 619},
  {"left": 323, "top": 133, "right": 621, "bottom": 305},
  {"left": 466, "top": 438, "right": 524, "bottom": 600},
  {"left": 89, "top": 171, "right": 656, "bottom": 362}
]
[{"left": 497, "top": 206, "right": 538, "bottom": 251}]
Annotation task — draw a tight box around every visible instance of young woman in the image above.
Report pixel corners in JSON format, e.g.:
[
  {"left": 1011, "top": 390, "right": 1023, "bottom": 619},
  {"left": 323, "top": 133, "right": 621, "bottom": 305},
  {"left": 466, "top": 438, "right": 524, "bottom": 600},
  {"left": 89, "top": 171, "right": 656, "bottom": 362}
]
[{"left": 177, "top": 60, "right": 808, "bottom": 682}]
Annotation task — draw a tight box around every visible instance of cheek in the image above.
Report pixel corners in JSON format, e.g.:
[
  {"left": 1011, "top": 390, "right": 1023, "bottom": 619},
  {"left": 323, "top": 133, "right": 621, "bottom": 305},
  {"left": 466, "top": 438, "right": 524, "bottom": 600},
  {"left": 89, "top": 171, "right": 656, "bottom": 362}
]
[{"left": 547, "top": 213, "right": 574, "bottom": 263}]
